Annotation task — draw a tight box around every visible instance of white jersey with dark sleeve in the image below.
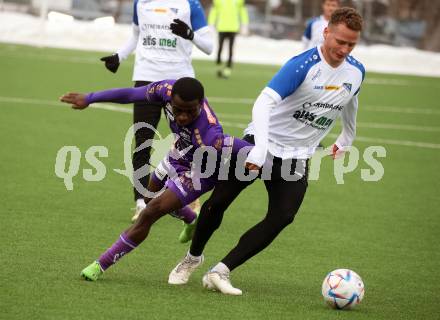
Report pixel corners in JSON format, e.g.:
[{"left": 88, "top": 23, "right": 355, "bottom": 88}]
[
  {"left": 245, "top": 46, "right": 365, "bottom": 164},
  {"left": 118, "top": 0, "right": 212, "bottom": 82}
]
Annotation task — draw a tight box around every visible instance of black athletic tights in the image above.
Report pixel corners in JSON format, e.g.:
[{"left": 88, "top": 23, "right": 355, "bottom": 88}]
[
  {"left": 217, "top": 32, "right": 236, "bottom": 68},
  {"left": 190, "top": 136, "right": 308, "bottom": 271},
  {"left": 132, "top": 81, "right": 162, "bottom": 201}
]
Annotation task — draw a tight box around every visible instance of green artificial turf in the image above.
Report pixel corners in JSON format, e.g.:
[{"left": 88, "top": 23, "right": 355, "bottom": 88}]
[{"left": 0, "top": 43, "right": 439, "bottom": 320}]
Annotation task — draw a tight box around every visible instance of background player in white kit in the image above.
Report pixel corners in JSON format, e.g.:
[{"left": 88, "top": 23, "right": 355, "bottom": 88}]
[
  {"left": 302, "top": 0, "right": 340, "bottom": 50},
  {"left": 169, "top": 7, "right": 365, "bottom": 295},
  {"left": 100, "top": 0, "right": 214, "bottom": 223}
]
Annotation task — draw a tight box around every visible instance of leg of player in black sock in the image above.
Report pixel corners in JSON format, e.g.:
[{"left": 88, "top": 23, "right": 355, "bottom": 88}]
[
  {"left": 221, "top": 176, "right": 308, "bottom": 271},
  {"left": 226, "top": 32, "right": 236, "bottom": 69},
  {"left": 217, "top": 32, "right": 226, "bottom": 65},
  {"left": 189, "top": 178, "right": 252, "bottom": 256},
  {"left": 132, "top": 81, "right": 162, "bottom": 201}
]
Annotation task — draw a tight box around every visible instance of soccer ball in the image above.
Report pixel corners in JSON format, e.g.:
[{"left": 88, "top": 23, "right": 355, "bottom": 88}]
[{"left": 321, "top": 269, "right": 365, "bottom": 310}]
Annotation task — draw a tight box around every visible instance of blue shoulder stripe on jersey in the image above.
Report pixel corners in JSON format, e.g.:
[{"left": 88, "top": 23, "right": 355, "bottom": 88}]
[
  {"left": 133, "top": 0, "right": 139, "bottom": 25},
  {"left": 303, "top": 17, "right": 319, "bottom": 39},
  {"left": 267, "top": 47, "right": 321, "bottom": 100},
  {"left": 346, "top": 55, "right": 365, "bottom": 80},
  {"left": 346, "top": 55, "right": 366, "bottom": 95},
  {"left": 188, "top": 0, "right": 207, "bottom": 31}
]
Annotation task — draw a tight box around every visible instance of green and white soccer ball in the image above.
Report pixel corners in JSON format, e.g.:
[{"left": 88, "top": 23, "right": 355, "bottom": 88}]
[{"left": 322, "top": 268, "right": 365, "bottom": 310}]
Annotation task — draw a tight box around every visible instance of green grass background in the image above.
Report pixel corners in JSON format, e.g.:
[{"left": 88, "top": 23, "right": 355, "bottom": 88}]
[{"left": 0, "top": 43, "right": 439, "bottom": 319}]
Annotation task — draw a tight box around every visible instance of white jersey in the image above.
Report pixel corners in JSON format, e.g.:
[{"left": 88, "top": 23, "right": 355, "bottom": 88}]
[
  {"left": 245, "top": 46, "right": 365, "bottom": 162},
  {"left": 118, "top": 0, "right": 211, "bottom": 82},
  {"left": 302, "top": 15, "right": 328, "bottom": 50}
]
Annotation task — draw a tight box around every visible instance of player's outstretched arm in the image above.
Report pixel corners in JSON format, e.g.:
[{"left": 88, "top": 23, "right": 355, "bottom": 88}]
[
  {"left": 59, "top": 93, "right": 89, "bottom": 110},
  {"left": 60, "top": 86, "right": 156, "bottom": 110},
  {"left": 86, "top": 87, "right": 150, "bottom": 105}
]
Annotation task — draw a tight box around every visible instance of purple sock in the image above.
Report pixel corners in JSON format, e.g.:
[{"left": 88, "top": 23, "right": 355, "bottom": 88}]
[
  {"left": 173, "top": 206, "right": 196, "bottom": 224},
  {"left": 98, "top": 232, "right": 138, "bottom": 271}
]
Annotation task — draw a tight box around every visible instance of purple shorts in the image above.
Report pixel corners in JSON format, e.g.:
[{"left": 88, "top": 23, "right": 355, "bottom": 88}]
[
  {"left": 151, "top": 136, "right": 253, "bottom": 206},
  {"left": 151, "top": 155, "right": 216, "bottom": 207}
]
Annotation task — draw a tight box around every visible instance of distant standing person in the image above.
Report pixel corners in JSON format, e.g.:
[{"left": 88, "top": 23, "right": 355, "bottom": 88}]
[
  {"left": 302, "top": 0, "right": 340, "bottom": 50},
  {"left": 208, "top": 0, "right": 249, "bottom": 78},
  {"left": 99, "top": 0, "right": 214, "bottom": 222}
]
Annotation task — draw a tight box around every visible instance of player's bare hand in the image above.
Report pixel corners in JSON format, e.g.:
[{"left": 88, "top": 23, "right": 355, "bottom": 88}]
[
  {"left": 59, "top": 93, "right": 89, "bottom": 110},
  {"left": 245, "top": 162, "right": 261, "bottom": 171},
  {"left": 330, "top": 144, "right": 345, "bottom": 159}
]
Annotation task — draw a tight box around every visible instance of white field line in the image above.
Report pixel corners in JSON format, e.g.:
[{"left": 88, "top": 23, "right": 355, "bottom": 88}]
[
  {"left": 356, "top": 122, "right": 440, "bottom": 132},
  {"left": 365, "top": 105, "right": 440, "bottom": 115},
  {"left": 2, "top": 95, "right": 439, "bottom": 116},
  {"left": 209, "top": 96, "right": 440, "bottom": 115},
  {"left": 215, "top": 113, "right": 440, "bottom": 132},
  {"left": 1, "top": 96, "right": 439, "bottom": 149},
  {"left": 364, "top": 78, "right": 410, "bottom": 86},
  {"left": 219, "top": 121, "right": 247, "bottom": 129},
  {"left": 0, "top": 96, "right": 132, "bottom": 112},
  {"left": 91, "top": 103, "right": 132, "bottom": 114},
  {"left": 208, "top": 97, "right": 254, "bottom": 105},
  {"left": 2, "top": 96, "right": 439, "bottom": 131},
  {"left": 326, "top": 134, "right": 440, "bottom": 150},
  {"left": 221, "top": 121, "right": 440, "bottom": 149},
  {"left": 0, "top": 50, "right": 100, "bottom": 64}
]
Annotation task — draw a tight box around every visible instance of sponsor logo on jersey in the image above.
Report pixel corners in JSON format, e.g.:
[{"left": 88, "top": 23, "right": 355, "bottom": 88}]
[
  {"left": 141, "top": 23, "right": 170, "bottom": 31},
  {"left": 343, "top": 82, "right": 352, "bottom": 93},
  {"left": 314, "top": 116, "right": 334, "bottom": 128},
  {"left": 145, "top": 7, "right": 167, "bottom": 13},
  {"left": 143, "top": 36, "right": 177, "bottom": 49},
  {"left": 293, "top": 110, "right": 334, "bottom": 130},
  {"left": 313, "top": 85, "right": 341, "bottom": 91},
  {"left": 292, "top": 102, "right": 342, "bottom": 130},
  {"left": 170, "top": 7, "right": 179, "bottom": 14},
  {"left": 302, "top": 102, "right": 343, "bottom": 111},
  {"left": 338, "top": 82, "right": 352, "bottom": 98},
  {"left": 293, "top": 110, "right": 316, "bottom": 122},
  {"left": 311, "top": 68, "right": 322, "bottom": 81}
]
